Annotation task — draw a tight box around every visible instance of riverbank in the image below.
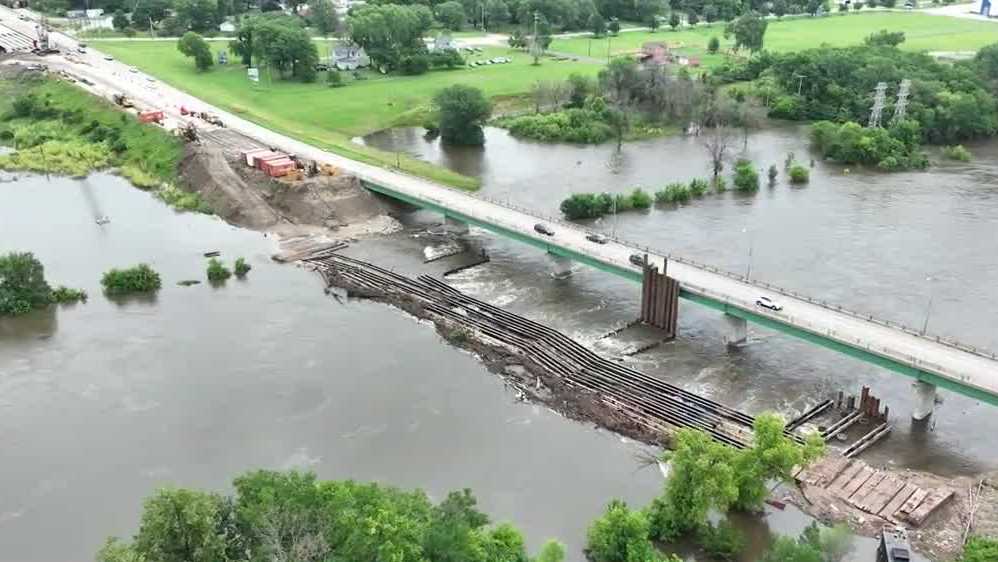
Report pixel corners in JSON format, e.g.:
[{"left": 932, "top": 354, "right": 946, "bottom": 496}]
[
  {"left": 87, "top": 40, "right": 604, "bottom": 191},
  {"left": 0, "top": 67, "right": 401, "bottom": 241},
  {"left": 0, "top": 67, "right": 183, "bottom": 190}
]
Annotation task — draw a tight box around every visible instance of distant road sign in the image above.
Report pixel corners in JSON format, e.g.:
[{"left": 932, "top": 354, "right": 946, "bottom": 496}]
[{"left": 247, "top": 67, "right": 259, "bottom": 83}]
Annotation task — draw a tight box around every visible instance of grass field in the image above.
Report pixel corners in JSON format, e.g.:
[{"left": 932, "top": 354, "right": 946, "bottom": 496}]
[
  {"left": 91, "top": 40, "right": 602, "bottom": 188},
  {"left": 550, "top": 12, "right": 998, "bottom": 65}
]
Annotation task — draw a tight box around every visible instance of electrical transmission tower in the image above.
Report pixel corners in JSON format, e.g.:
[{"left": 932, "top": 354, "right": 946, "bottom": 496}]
[
  {"left": 891, "top": 79, "right": 912, "bottom": 126},
  {"left": 868, "top": 82, "right": 888, "bottom": 128}
]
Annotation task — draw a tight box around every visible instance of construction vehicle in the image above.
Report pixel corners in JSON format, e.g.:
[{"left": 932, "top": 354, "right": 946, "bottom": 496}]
[
  {"left": 201, "top": 113, "right": 225, "bottom": 127},
  {"left": 113, "top": 93, "right": 135, "bottom": 108},
  {"left": 177, "top": 122, "right": 200, "bottom": 143},
  {"left": 31, "top": 19, "right": 58, "bottom": 55}
]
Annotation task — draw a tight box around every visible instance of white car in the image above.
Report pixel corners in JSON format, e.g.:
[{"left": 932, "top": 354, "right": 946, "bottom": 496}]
[{"left": 756, "top": 296, "right": 783, "bottom": 311}]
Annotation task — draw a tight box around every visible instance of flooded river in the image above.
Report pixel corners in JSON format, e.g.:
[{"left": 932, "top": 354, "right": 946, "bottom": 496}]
[
  {"left": 1, "top": 119, "right": 985, "bottom": 561},
  {"left": 362, "top": 124, "right": 998, "bottom": 477}
]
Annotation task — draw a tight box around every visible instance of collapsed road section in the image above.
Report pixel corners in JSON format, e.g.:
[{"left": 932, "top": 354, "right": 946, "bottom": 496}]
[{"left": 305, "top": 251, "right": 761, "bottom": 448}]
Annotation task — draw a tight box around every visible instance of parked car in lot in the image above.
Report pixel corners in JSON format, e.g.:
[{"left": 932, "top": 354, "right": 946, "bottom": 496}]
[
  {"left": 756, "top": 296, "right": 783, "bottom": 311},
  {"left": 534, "top": 223, "right": 555, "bottom": 236},
  {"left": 103, "top": 55, "right": 113, "bottom": 61},
  {"left": 586, "top": 233, "right": 608, "bottom": 244},
  {"left": 629, "top": 253, "right": 645, "bottom": 266}
]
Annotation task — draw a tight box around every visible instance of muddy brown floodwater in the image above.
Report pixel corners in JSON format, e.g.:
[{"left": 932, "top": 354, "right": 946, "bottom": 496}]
[
  {"left": 361, "top": 124, "right": 998, "bottom": 478},
  {"left": 3, "top": 118, "right": 981, "bottom": 562}
]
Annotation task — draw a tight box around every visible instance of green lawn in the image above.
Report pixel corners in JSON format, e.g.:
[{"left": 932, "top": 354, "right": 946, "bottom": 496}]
[
  {"left": 551, "top": 12, "right": 998, "bottom": 65},
  {"left": 91, "top": 40, "right": 601, "bottom": 188}
]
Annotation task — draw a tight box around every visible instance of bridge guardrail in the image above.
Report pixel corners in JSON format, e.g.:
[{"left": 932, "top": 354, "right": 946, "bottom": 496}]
[
  {"left": 680, "top": 280, "right": 986, "bottom": 389},
  {"left": 372, "top": 171, "right": 998, "bottom": 365}
]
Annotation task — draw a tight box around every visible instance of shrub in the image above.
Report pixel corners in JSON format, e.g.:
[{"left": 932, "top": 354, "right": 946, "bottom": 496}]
[
  {"left": 0, "top": 252, "right": 53, "bottom": 316},
  {"left": 697, "top": 521, "right": 746, "bottom": 561},
  {"left": 707, "top": 36, "right": 720, "bottom": 54},
  {"left": 656, "top": 182, "right": 691, "bottom": 203},
  {"left": 789, "top": 164, "right": 809, "bottom": 183},
  {"left": 732, "top": 159, "right": 759, "bottom": 191},
  {"left": 234, "top": 257, "right": 251, "bottom": 278},
  {"left": 429, "top": 49, "right": 465, "bottom": 69},
  {"left": 206, "top": 258, "right": 231, "bottom": 282},
  {"left": 560, "top": 192, "right": 614, "bottom": 219},
  {"left": 961, "top": 536, "right": 998, "bottom": 562},
  {"left": 51, "top": 285, "right": 87, "bottom": 304},
  {"left": 399, "top": 52, "right": 431, "bottom": 75},
  {"left": 586, "top": 500, "right": 659, "bottom": 562},
  {"left": 156, "top": 185, "right": 212, "bottom": 213},
  {"left": 943, "top": 144, "right": 972, "bottom": 162},
  {"left": 504, "top": 109, "right": 613, "bottom": 144},
  {"left": 810, "top": 120, "right": 929, "bottom": 171},
  {"left": 326, "top": 69, "right": 344, "bottom": 87},
  {"left": 628, "top": 187, "right": 652, "bottom": 209},
  {"left": 101, "top": 264, "right": 161, "bottom": 295},
  {"left": 688, "top": 178, "right": 709, "bottom": 196},
  {"left": 713, "top": 176, "right": 727, "bottom": 192}
]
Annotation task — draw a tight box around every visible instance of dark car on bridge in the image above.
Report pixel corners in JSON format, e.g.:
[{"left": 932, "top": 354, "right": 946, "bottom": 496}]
[
  {"left": 534, "top": 223, "right": 555, "bottom": 236},
  {"left": 629, "top": 253, "right": 645, "bottom": 267},
  {"left": 586, "top": 233, "right": 608, "bottom": 244}
]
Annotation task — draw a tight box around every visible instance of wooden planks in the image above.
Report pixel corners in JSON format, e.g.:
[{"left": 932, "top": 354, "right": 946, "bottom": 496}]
[{"left": 794, "top": 455, "right": 954, "bottom": 527}]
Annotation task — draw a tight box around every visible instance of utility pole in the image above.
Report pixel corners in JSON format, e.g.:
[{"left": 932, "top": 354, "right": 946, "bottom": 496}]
[
  {"left": 481, "top": 3, "right": 486, "bottom": 32},
  {"left": 794, "top": 73, "right": 806, "bottom": 96}
]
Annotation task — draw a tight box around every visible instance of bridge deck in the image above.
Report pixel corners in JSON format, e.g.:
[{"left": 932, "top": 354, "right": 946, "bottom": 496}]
[{"left": 7, "top": 8, "right": 995, "bottom": 406}]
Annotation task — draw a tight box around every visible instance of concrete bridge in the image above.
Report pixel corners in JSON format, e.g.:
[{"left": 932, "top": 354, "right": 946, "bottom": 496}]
[{"left": 4, "top": 4, "right": 996, "bottom": 418}]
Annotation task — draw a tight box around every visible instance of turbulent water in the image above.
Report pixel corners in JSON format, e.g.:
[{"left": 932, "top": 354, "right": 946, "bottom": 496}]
[{"left": 362, "top": 124, "right": 998, "bottom": 477}]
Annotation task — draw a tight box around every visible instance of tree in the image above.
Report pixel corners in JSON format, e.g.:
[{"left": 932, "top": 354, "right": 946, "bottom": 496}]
[
  {"left": 864, "top": 29, "right": 905, "bottom": 47},
  {"left": 535, "top": 540, "right": 566, "bottom": 562},
  {"left": 241, "top": 17, "right": 319, "bottom": 80},
  {"left": 95, "top": 539, "right": 145, "bottom": 562},
  {"left": 175, "top": 0, "right": 219, "bottom": 33},
  {"left": 423, "top": 489, "right": 490, "bottom": 562},
  {"left": 636, "top": 0, "right": 663, "bottom": 26},
  {"left": 733, "top": 413, "right": 824, "bottom": 509},
  {"left": 132, "top": 0, "right": 171, "bottom": 28},
  {"left": 0, "top": 252, "right": 53, "bottom": 316},
  {"left": 598, "top": 58, "right": 641, "bottom": 104},
  {"left": 605, "top": 106, "right": 630, "bottom": 148},
  {"left": 668, "top": 12, "right": 680, "bottom": 29},
  {"left": 486, "top": 0, "right": 511, "bottom": 26},
  {"left": 724, "top": 12, "right": 767, "bottom": 53},
  {"left": 799, "top": 522, "right": 854, "bottom": 562},
  {"left": 588, "top": 12, "right": 606, "bottom": 36},
  {"left": 567, "top": 73, "right": 594, "bottom": 107},
  {"left": 349, "top": 4, "right": 434, "bottom": 70},
  {"left": 607, "top": 18, "right": 620, "bottom": 35},
  {"left": 707, "top": 35, "right": 719, "bottom": 53},
  {"left": 647, "top": 13, "right": 660, "bottom": 30},
  {"left": 586, "top": 500, "right": 671, "bottom": 562},
  {"left": 977, "top": 43, "right": 998, "bottom": 88},
  {"left": 134, "top": 488, "right": 228, "bottom": 562},
  {"left": 647, "top": 429, "right": 738, "bottom": 540},
  {"left": 112, "top": 9, "right": 130, "bottom": 31},
  {"left": 772, "top": 0, "right": 788, "bottom": 16},
  {"left": 433, "top": 84, "right": 492, "bottom": 145},
  {"left": 760, "top": 536, "right": 822, "bottom": 562},
  {"left": 310, "top": 0, "right": 339, "bottom": 40},
  {"left": 178, "top": 31, "right": 214, "bottom": 71},
  {"left": 702, "top": 125, "right": 735, "bottom": 178},
  {"left": 436, "top": 1, "right": 467, "bottom": 30},
  {"left": 476, "top": 523, "right": 529, "bottom": 562}
]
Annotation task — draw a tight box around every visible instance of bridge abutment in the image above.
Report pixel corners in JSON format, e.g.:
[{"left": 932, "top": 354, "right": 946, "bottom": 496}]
[
  {"left": 723, "top": 314, "right": 748, "bottom": 347},
  {"left": 912, "top": 381, "right": 937, "bottom": 421}
]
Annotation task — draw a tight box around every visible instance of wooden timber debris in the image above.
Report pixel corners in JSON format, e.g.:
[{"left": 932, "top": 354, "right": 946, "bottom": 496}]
[{"left": 796, "top": 455, "right": 954, "bottom": 528}]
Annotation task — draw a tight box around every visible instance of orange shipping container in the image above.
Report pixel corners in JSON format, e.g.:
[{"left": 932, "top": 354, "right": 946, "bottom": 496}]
[
  {"left": 138, "top": 110, "right": 164, "bottom": 123},
  {"left": 242, "top": 148, "right": 270, "bottom": 167},
  {"left": 262, "top": 158, "right": 295, "bottom": 177},
  {"left": 251, "top": 151, "right": 283, "bottom": 169}
]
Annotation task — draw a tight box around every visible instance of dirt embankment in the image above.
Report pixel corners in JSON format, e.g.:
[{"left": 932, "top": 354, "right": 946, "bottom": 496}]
[{"left": 178, "top": 140, "right": 401, "bottom": 240}]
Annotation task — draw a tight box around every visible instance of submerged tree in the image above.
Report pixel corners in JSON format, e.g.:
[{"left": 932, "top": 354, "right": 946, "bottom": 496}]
[{"left": 433, "top": 84, "right": 492, "bottom": 145}]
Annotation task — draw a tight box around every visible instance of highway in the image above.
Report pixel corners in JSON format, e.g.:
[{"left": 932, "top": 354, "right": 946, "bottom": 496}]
[{"left": 2, "top": 5, "right": 996, "bottom": 406}]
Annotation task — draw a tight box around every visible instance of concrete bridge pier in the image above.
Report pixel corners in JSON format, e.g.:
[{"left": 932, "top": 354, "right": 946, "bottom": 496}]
[
  {"left": 550, "top": 255, "right": 573, "bottom": 279},
  {"left": 443, "top": 216, "right": 469, "bottom": 234},
  {"left": 723, "top": 314, "right": 748, "bottom": 347},
  {"left": 912, "top": 381, "right": 937, "bottom": 421}
]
